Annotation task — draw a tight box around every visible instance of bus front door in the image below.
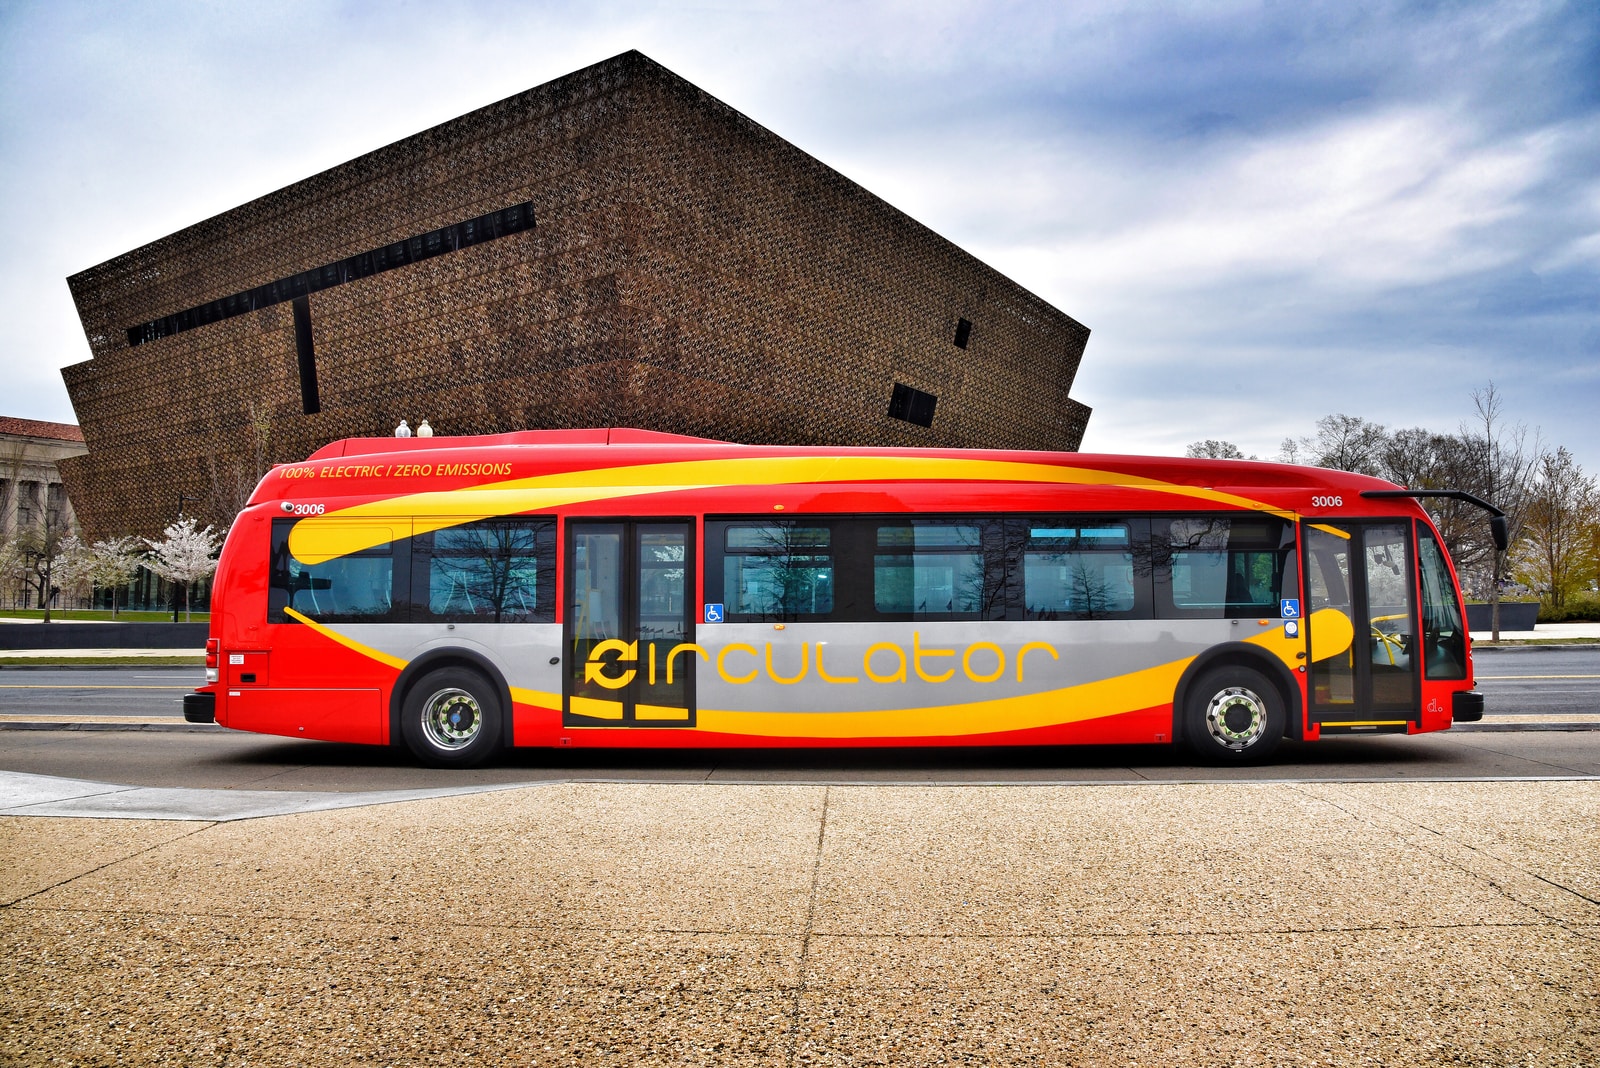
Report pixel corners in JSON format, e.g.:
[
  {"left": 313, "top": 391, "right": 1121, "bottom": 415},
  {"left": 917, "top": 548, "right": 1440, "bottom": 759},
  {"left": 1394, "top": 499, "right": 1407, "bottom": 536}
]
[
  {"left": 1304, "top": 521, "right": 1419, "bottom": 729},
  {"left": 565, "top": 521, "right": 696, "bottom": 727}
]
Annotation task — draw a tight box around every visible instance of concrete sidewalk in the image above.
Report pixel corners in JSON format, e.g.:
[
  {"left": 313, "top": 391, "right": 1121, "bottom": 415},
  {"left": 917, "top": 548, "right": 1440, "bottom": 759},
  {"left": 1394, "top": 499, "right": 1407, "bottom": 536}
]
[
  {"left": 2, "top": 776, "right": 1595, "bottom": 1065},
  {"left": 1472, "top": 622, "right": 1600, "bottom": 642}
]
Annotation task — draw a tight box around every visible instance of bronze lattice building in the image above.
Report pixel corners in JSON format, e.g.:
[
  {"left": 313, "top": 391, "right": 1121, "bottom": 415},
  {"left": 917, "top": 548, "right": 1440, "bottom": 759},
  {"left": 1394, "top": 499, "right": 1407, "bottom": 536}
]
[{"left": 61, "top": 51, "right": 1092, "bottom": 540}]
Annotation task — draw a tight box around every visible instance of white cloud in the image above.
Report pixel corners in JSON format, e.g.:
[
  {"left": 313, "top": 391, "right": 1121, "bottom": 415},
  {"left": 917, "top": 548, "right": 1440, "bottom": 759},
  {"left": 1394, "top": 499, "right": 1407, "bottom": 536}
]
[{"left": 0, "top": 0, "right": 1594, "bottom": 473}]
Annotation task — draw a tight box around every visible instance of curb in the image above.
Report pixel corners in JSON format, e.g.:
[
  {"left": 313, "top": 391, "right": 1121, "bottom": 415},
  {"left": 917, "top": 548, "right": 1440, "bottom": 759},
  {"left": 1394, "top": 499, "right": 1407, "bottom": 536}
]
[{"left": 1472, "top": 643, "right": 1600, "bottom": 653}]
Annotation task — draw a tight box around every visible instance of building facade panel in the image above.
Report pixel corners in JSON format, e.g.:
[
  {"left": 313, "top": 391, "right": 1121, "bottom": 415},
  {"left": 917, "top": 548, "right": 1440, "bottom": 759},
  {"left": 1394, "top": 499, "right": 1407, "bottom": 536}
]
[{"left": 62, "top": 51, "right": 1092, "bottom": 540}]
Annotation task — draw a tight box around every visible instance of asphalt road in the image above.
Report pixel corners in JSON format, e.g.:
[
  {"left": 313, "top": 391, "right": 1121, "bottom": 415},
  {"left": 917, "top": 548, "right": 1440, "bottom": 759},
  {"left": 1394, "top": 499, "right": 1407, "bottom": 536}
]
[
  {"left": 1471, "top": 646, "right": 1600, "bottom": 721},
  {"left": 0, "top": 665, "right": 202, "bottom": 720},
  {"left": 0, "top": 649, "right": 1596, "bottom": 789}
]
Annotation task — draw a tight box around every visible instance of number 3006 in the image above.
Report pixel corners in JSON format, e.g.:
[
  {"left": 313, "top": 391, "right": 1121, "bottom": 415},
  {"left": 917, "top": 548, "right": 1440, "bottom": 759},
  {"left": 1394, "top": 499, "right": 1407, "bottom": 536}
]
[{"left": 1311, "top": 495, "right": 1343, "bottom": 508}]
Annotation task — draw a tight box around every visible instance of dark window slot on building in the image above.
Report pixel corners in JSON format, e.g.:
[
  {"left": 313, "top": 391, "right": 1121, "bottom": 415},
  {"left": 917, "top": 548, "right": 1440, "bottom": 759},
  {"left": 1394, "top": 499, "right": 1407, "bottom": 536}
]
[
  {"left": 125, "top": 201, "right": 538, "bottom": 347},
  {"left": 954, "top": 318, "right": 972, "bottom": 349},
  {"left": 292, "top": 297, "right": 320, "bottom": 415},
  {"left": 888, "top": 382, "right": 937, "bottom": 428}
]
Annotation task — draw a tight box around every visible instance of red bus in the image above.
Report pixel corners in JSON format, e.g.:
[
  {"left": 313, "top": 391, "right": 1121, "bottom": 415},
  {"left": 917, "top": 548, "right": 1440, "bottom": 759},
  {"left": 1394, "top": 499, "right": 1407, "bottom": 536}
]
[{"left": 184, "top": 429, "right": 1503, "bottom": 767}]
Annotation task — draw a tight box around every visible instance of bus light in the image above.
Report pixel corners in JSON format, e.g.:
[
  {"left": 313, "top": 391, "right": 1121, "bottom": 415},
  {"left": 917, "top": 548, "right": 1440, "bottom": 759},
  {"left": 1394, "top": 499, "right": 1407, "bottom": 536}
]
[{"left": 205, "top": 638, "right": 220, "bottom": 684}]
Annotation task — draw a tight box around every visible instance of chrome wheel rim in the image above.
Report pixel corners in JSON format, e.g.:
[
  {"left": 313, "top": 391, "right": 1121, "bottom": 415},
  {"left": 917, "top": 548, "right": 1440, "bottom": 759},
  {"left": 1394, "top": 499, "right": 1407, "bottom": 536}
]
[
  {"left": 421, "top": 687, "right": 482, "bottom": 751},
  {"left": 1204, "top": 685, "right": 1268, "bottom": 750}
]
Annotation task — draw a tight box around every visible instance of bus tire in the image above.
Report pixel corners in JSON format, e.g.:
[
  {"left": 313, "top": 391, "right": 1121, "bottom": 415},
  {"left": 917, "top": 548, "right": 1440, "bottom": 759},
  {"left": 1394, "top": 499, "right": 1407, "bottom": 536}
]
[
  {"left": 1184, "top": 665, "right": 1285, "bottom": 764},
  {"left": 400, "top": 667, "right": 503, "bottom": 769}
]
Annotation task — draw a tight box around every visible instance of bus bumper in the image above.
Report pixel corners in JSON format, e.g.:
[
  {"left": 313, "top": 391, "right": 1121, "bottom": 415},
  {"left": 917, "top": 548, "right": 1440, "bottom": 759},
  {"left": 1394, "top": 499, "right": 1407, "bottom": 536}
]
[
  {"left": 184, "top": 692, "right": 216, "bottom": 724},
  {"left": 1452, "top": 691, "right": 1485, "bottom": 723}
]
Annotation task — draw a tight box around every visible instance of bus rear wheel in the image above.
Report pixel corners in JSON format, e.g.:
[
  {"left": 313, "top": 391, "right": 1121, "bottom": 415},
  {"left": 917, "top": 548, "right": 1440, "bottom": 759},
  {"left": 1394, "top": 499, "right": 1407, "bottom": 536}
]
[
  {"left": 1185, "top": 665, "right": 1285, "bottom": 764},
  {"left": 401, "top": 667, "right": 503, "bottom": 769}
]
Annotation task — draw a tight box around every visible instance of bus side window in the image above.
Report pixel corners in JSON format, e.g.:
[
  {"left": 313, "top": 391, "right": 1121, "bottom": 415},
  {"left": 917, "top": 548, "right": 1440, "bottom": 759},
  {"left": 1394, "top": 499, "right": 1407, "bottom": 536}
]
[
  {"left": 414, "top": 518, "right": 555, "bottom": 624},
  {"left": 1158, "top": 515, "right": 1292, "bottom": 619},
  {"left": 1018, "top": 519, "right": 1141, "bottom": 620},
  {"left": 873, "top": 520, "right": 985, "bottom": 618},
  {"left": 713, "top": 521, "right": 834, "bottom": 621}
]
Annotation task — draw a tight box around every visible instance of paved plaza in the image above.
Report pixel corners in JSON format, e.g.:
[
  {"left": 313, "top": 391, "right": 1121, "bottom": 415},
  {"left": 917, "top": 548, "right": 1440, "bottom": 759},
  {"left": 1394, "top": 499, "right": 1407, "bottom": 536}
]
[{"left": 2, "top": 777, "right": 1596, "bottom": 1065}]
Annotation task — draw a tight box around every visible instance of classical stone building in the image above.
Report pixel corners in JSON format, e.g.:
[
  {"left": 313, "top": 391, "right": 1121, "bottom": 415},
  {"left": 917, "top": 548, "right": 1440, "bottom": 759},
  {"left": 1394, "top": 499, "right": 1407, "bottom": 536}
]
[
  {"left": 0, "top": 416, "right": 85, "bottom": 540},
  {"left": 61, "top": 51, "right": 1092, "bottom": 540},
  {"left": 1, "top": 417, "right": 87, "bottom": 609}
]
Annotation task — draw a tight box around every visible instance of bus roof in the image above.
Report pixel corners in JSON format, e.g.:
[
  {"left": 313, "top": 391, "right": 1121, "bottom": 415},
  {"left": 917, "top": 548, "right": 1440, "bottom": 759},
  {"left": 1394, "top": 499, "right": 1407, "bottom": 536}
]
[{"left": 253, "top": 429, "right": 1428, "bottom": 515}]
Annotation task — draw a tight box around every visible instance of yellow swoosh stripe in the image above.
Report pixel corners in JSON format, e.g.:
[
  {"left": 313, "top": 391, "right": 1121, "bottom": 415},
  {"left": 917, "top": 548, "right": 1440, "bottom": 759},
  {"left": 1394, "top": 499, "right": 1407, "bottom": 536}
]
[
  {"left": 289, "top": 455, "right": 1297, "bottom": 563},
  {"left": 282, "top": 607, "right": 410, "bottom": 670},
  {"left": 513, "top": 686, "right": 563, "bottom": 711}
]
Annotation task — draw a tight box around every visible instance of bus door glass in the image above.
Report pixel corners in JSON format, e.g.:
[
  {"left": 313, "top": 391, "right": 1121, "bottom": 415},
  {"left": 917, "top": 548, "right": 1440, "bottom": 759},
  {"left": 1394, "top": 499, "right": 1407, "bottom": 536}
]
[
  {"left": 1304, "top": 521, "right": 1418, "bottom": 721},
  {"left": 565, "top": 521, "right": 695, "bottom": 727}
]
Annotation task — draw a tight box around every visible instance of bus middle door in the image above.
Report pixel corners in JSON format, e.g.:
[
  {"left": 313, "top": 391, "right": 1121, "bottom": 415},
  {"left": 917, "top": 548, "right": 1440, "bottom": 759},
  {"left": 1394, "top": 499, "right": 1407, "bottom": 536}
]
[{"left": 565, "top": 521, "right": 696, "bottom": 727}]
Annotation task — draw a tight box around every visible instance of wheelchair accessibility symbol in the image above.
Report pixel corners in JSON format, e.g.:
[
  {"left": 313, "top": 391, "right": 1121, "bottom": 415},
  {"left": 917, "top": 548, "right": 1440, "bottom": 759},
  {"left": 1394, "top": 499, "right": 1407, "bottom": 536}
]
[
  {"left": 704, "top": 603, "right": 725, "bottom": 624},
  {"left": 1280, "top": 599, "right": 1301, "bottom": 619}
]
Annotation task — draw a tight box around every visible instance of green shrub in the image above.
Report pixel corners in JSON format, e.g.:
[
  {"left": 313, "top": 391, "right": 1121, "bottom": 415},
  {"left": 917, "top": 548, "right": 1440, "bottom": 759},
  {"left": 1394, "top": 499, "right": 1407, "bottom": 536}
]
[{"left": 1538, "top": 596, "right": 1600, "bottom": 623}]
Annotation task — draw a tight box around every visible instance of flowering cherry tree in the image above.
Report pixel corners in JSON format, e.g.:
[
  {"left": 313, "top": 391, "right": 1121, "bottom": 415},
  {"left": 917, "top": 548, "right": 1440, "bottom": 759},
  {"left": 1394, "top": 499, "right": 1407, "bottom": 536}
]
[
  {"left": 144, "top": 517, "right": 225, "bottom": 621},
  {"left": 92, "top": 536, "right": 145, "bottom": 618}
]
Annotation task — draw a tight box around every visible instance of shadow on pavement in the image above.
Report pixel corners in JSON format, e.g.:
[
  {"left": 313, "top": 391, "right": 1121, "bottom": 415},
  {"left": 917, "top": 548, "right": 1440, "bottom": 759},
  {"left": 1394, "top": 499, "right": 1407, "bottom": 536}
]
[{"left": 204, "top": 733, "right": 1451, "bottom": 785}]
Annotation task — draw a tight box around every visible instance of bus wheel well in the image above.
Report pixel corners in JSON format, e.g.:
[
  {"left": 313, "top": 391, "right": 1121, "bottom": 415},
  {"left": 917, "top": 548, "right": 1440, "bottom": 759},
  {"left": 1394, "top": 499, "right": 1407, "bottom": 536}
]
[
  {"left": 390, "top": 650, "right": 514, "bottom": 750},
  {"left": 1172, "top": 645, "right": 1303, "bottom": 746}
]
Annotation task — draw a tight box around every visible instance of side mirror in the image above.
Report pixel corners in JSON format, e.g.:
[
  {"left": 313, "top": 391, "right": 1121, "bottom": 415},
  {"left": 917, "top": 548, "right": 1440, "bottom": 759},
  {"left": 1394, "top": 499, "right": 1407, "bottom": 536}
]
[{"left": 1490, "top": 515, "right": 1510, "bottom": 553}]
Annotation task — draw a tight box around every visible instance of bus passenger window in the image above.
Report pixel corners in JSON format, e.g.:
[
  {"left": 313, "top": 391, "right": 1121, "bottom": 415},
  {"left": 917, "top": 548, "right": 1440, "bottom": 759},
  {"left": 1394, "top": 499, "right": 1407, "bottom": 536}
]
[
  {"left": 1022, "top": 522, "right": 1136, "bottom": 619},
  {"left": 269, "top": 518, "right": 400, "bottom": 623},
  {"left": 1161, "top": 516, "right": 1292, "bottom": 619},
  {"left": 417, "top": 518, "right": 555, "bottom": 623},
  {"left": 721, "top": 523, "right": 833, "bottom": 619},
  {"left": 874, "top": 522, "right": 983, "bottom": 617}
]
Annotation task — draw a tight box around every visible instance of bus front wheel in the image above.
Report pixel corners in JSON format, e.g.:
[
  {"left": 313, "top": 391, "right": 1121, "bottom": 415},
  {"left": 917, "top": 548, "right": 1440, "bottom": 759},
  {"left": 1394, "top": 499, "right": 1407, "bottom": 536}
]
[
  {"left": 400, "top": 667, "right": 503, "bottom": 768},
  {"left": 1184, "top": 666, "right": 1285, "bottom": 764}
]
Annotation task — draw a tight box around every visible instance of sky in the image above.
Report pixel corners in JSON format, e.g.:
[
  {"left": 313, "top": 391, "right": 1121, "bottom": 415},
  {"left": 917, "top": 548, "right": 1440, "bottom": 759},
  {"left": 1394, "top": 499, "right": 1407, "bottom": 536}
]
[{"left": 1, "top": 0, "right": 1596, "bottom": 471}]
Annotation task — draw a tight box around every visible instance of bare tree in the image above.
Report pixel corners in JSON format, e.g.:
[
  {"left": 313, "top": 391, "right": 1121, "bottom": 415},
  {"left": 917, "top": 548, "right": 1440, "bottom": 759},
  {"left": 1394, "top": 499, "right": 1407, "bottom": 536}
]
[
  {"left": 1457, "top": 383, "right": 1544, "bottom": 639},
  {"left": 0, "top": 533, "right": 24, "bottom": 609},
  {"left": 1185, "top": 439, "right": 1249, "bottom": 460},
  {"left": 1380, "top": 427, "right": 1448, "bottom": 488},
  {"left": 205, "top": 397, "right": 275, "bottom": 523},
  {"left": 13, "top": 497, "right": 71, "bottom": 621},
  {"left": 1289, "top": 414, "right": 1390, "bottom": 477}
]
